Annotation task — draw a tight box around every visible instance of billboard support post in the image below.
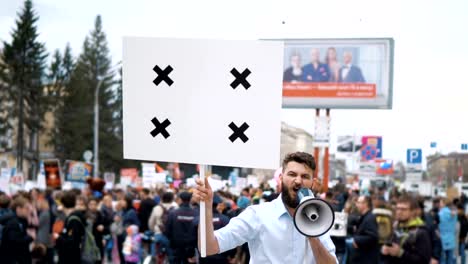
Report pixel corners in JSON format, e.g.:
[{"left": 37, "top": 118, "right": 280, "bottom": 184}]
[
  {"left": 324, "top": 109, "right": 330, "bottom": 192},
  {"left": 313, "top": 108, "right": 330, "bottom": 193},
  {"left": 313, "top": 109, "right": 320, "bottom": 180}
]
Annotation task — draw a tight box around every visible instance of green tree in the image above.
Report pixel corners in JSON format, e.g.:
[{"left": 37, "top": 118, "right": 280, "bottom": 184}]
[
  {"left": 0, "top": 0, "right": 48, "bottom": 175},
  {"left": 47, "top": 43, "right": 75, "bottom": 160},
  {"left": 61, "top": 15, "right": 122, "bottom": 175}
]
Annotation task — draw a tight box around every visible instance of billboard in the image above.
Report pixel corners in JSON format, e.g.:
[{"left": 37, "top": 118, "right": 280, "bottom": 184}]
[{"left": 281, "top": 38, "right": 394, "bottom": 109}]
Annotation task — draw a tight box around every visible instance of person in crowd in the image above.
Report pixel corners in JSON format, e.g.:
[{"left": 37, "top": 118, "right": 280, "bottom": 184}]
[
  {"left": 195, "top": 194, "right": 233, "bottom": 264},
  {"left": 193, "top": 152, "right": 337, "bottom": 263},
  {"left": 283, "top": 52, "right": 303, "bottom": 82},
  {"left": 325, "top": 47, "right": 341, "bottom": 82},
  {"left": 36, "top": 198, "right": 53, "bottom": 264},
  {"left": 87, "top": 197, "right": 106, "bottom": 263},
  {"left": 123, "top": 225, "right": 142, "bottom": 264},
  {"left": 99, "top": 194, "right": 114, "bottom": 262},
  {"left": 338, "top": 51, "right": 365, "bottom": 83},
  {"left": 302, "top": 48, "right": 331, "bottom": 82},
  {"left": 138, "top": 188, "right": 156, "bottom": 232},
  {"left": 116, "top": 195, "right": 140, "bottom": 263},
  {"left": 457, "top": 204, "right": 468, "bottom": 264},
  {"left": 381, "top": 196, "right": 431, "bottom": 264},
  {"left": 165, "top": 191, "right": 197, "bottom": 264},
  {"left": 56, "top": 190, "right": 86, "bottom": 264},
  {"left": 0, "top": 193, "right": 13, "bottom": 217},
  {"left": 348, "top": 195, "right": 379, "bottom": 264},
  {"left": 438, "top": 198, "right": 458, "bottom": 264},
  {"left": 148, "top": 191, "right": 178, "bottom": 259},
  {"left": 0, "top": 195, "right": 34, "bottom": 264},
  {"left": 416, "top": 199, "right": 441, "bottom": 263}
]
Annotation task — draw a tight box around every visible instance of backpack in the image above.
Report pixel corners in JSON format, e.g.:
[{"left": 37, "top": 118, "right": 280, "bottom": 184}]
[
  {"left": 158, "top": 205, "right": 175, "bottom": 233},
  {"left": 67, "top": 216, "right": 101, "bottom": 264},
  {"left": 373, "top": 208, "right": 393, "bottom": 244}
]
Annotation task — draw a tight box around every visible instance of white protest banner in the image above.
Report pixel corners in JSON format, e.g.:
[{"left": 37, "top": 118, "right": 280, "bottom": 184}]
[{"left": 123, "top": 37, "right": 283, "bottom": 169}]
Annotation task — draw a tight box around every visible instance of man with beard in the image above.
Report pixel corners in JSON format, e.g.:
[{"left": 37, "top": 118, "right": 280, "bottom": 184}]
[{"left": 193, "top": 152, "right": 337, "bottom": 264}]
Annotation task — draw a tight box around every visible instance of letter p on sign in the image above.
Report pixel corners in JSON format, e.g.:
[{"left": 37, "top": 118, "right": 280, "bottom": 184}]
[{"left": 407, "top": 149, "right": 422, "bottom": 164}]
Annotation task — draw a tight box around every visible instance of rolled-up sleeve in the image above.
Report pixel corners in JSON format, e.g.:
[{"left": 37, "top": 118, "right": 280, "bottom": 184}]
[{"left": 214, "top": 207, "right": 259, "bottom": 253}]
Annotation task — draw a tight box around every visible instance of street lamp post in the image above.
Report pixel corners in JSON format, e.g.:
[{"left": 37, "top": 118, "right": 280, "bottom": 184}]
[{"left": 94, "top": 78, "right": 103, "bottom": 178}]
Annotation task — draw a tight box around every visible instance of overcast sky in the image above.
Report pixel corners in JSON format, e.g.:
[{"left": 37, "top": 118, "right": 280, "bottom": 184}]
[{"left": 1, "top": 0, "right": 467, "bottom": 167}]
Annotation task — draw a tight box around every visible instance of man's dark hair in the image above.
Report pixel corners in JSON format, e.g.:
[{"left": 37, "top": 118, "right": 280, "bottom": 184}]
[
  {"left": 124, "top": 195, "right": 134, "bottom": 210},
  {"left": 282, "top": 152, "right": 316, "bottom": 172},
  {"left": 178, "top": 191, "right": 192, "bottom": 203},
  {"left": 398, "top": 196, "right": 418, "bottom": 210},
  {"left": 362, "top": 195, "right": 373, "bottom": 210},
  {"left": 142, "top": 188, "right": 151, "bottom": 196},
  {"left": 11, "top": 196, "right": 29, "bottom": 211},
  {"left": 161, "top": 192, "right": 174, "bottom": 203},
  {"left": 0, "top": 194, "right": 11, "bottom": 209},
  {"left": 61, "top": 191, "right": 77, "bottom": 209}
]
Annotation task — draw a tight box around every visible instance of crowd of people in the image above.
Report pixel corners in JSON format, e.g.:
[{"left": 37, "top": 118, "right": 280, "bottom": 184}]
[
  {"left": 0, "top": 180, "right": 277, "bottom": 264},
  {"left": 0, "top": 173, "right": 467, "bottom": 263},
  {"left": 325, "top": 184, "right": 468, "bottom": 264}
]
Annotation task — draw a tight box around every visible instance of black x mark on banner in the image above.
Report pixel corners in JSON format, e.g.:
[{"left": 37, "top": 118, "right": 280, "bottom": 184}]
[
  {"left": 230, "top": 68, "right": 251, "bottom": 89},
  {"left": 229, "top": 122, "right": 249, "bottom": 143},
  {"left": 150, "top": 117, "right": 171, "bottom": 138},
  {"left": 153, "top": 65, "right": 174, "bottom": 86}
]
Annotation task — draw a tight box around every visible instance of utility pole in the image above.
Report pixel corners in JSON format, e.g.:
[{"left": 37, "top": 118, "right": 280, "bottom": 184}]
[
  {"left": 17, "top": 85, "right": 24, "bottom": 172},
  {"left": 94, "top": 79, "right": 102, "bottom": 178}
]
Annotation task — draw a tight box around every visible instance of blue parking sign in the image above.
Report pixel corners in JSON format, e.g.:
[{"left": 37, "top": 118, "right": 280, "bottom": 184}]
[{"left": 407, "top": 149, "right": 422, "bottom": 164}]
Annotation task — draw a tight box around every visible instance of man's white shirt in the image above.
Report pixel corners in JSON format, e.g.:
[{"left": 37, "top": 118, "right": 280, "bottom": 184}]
[{"left": 214, "top": 194, "right": 338, "bottom": 264}]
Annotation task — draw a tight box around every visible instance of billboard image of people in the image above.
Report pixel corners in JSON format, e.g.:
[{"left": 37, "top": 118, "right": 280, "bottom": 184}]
[{"left": 282, "top": 38, "right": 394, "bottom": 109}]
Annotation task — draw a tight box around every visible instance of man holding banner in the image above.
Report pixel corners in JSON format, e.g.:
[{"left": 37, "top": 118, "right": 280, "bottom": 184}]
[{"left": 193, "top": 152, "right": 337, "bottom": 264}]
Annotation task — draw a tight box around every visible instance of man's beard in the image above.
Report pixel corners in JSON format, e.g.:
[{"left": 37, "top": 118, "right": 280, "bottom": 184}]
[{"left": 281, "top": 181, "right": 299, "bottom": 208}]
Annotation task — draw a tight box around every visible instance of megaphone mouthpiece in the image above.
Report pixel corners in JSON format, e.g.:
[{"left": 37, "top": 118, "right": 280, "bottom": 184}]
[{"left": 304, "top": 205, "right": 319, "bottom": 222}]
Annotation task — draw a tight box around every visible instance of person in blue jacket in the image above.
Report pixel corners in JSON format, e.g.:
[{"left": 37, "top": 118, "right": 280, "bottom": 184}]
[
  {"left": 302, "top": 48, "right": 330, "bottom": 82},
  {"left": 438, "top": 198, "right": 458, "bottom": 264}
]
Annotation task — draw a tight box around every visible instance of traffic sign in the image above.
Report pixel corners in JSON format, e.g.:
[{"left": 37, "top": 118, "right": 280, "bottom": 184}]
[
  {"left": 407, "top": 149, "right": 422, "bottom": 164},
  {"left": 361, "top": 145, "right": 378, "bottom": 161}
]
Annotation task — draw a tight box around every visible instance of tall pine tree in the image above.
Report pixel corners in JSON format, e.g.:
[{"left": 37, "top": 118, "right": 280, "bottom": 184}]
[
  {"left": 61, "top": 15, "right": 121, "bottom": 176},
  {"left": 0, "top": 0, "right": 48, "bottom": 175},
  {"left": 47, "top": 43, "right": 75, "bottom": 160}
]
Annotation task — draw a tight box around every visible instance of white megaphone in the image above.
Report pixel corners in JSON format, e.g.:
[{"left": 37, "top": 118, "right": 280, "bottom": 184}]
[{"left": 293, "top": 188, "right": 335, "bottom": 237}]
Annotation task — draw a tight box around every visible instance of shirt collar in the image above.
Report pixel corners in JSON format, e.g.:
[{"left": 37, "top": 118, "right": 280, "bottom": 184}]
[{"left": 273, "top": 194, "right": 290, "bottom": 219}]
